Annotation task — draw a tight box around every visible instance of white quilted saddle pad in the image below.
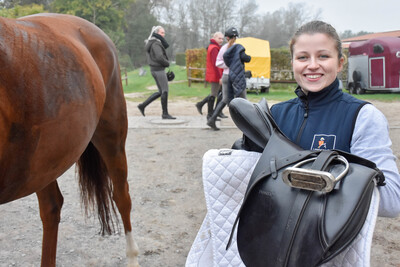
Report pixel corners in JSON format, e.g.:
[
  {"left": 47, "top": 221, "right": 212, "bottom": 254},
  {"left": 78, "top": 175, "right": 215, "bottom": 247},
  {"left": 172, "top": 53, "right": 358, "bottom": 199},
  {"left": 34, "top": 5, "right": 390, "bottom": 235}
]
[{"left": 186, "top": 149, "right": 380, "bottom": 267}]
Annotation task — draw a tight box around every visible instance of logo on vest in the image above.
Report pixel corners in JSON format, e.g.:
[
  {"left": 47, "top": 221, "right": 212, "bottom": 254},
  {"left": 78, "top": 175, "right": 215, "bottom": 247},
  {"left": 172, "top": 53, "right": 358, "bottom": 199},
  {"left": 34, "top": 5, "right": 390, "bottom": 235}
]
[{"left": 311, "top": 134, "right": 336, "bottom": 150}]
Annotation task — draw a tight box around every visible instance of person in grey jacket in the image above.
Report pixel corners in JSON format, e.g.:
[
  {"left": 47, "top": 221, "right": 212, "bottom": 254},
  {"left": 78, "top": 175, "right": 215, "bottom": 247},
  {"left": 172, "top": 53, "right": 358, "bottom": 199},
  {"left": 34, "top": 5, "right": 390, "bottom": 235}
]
[{"left": 138, "top": 26, "right": 176, "bottom": 119}]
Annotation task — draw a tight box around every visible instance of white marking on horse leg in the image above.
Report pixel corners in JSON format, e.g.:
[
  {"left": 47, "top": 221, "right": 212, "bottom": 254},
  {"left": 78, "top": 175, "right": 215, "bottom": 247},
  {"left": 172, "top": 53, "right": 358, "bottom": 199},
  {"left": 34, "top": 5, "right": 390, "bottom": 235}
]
[{"left": 126, "top": 231, "right": 140, "bottom": 267}]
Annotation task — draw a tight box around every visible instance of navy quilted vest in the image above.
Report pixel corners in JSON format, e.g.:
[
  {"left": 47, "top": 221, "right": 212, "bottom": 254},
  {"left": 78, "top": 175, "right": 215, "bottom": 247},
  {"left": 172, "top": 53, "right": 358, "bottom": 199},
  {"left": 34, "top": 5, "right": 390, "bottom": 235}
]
[{"left": 271, "top": 79, "right": 367, "bottom": 152}]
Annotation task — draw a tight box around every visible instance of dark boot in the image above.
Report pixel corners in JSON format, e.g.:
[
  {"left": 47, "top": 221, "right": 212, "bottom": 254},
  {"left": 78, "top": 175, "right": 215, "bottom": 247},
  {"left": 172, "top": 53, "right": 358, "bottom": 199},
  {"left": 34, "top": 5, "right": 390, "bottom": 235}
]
[
  {"left": 138, "top": 92, "right": 161, "bottom": 116},
  {"left": 216, "top": 91, "right": 228, "bottom": 118},
  {"left": 161, "top": 92, "right": 176, "bottom": 119},
  {"left": 196, "top": 94, "right": 210, "bottom": 115},
  {"left": 206, "top": 96, "right": 216, "bottom": 120},
  {"left": 207, "top": 101, "right": 226, "bottom": 131}
]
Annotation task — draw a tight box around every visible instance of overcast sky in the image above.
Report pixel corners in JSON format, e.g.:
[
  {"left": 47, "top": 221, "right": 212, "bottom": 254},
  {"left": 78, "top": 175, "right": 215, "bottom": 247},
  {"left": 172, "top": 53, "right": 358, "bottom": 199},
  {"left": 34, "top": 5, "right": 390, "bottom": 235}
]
[{"left": 255, "top": 0, "right": 399, "bottom": 33}]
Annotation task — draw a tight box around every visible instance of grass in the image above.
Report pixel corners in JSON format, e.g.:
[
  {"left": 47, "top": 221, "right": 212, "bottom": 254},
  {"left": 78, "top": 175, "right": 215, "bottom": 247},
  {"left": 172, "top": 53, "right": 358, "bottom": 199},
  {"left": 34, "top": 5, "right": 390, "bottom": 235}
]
[{"left": 123, "top": 64, "right": 400, "bottom": 103}]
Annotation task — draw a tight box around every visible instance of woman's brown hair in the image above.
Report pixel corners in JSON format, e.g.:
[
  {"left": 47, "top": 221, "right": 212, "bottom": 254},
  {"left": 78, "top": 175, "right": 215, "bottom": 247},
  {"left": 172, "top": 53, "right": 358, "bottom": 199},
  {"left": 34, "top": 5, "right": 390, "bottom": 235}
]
[{"left": 289, "top": 21, "right": 343, "bottom": 60}]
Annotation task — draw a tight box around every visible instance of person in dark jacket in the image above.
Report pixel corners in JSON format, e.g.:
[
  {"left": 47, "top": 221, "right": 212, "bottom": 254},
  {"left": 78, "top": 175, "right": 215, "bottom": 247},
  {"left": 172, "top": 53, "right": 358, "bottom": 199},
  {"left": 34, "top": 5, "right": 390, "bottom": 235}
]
[
  {"left": 195, "top": 32, "right": 227, "bottom": 119},
  {"left": 138, "top": 26, "right": 176, "bottom": 119},
  {"left": 207, "top": 27, "right": 251, "bottom": 130}
]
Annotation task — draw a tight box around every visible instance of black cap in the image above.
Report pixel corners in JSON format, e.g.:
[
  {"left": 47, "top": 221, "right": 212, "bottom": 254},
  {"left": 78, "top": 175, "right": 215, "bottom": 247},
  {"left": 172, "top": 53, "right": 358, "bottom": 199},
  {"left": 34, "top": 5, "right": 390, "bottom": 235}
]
[{"left": 225, "top": 27, "right": 239, "bottom": 38}]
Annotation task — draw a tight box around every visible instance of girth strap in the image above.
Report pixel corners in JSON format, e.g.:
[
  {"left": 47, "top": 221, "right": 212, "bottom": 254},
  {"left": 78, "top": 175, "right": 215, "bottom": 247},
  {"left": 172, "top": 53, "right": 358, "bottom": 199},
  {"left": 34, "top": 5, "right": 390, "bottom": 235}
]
[
  {"left": 276, "top": 190, "right": 312, "bottom": 266},
  {"left": 275, "top": 150, "right": 337, "bottom": 266}
]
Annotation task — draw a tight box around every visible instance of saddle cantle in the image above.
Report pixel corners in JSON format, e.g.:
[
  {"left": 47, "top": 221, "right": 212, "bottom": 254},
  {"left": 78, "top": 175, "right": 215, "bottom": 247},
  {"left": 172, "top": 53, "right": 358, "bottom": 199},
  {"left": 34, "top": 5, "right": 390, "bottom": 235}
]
[{"left": 227, "top": 98, "right": 385, "bottom": 267}]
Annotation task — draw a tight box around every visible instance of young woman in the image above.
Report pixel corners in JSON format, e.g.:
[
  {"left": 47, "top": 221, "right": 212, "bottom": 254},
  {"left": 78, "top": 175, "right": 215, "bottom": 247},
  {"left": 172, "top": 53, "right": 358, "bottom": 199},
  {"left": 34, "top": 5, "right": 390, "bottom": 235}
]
[
  {"left": 207, "top": 27, "right": 251, "bottom": 130},
  {"left": 271, "top": 21, "right": 400, "bottom": 217},
  {"left": 138, "top": 26, "right": 176, "bottom": 119}
]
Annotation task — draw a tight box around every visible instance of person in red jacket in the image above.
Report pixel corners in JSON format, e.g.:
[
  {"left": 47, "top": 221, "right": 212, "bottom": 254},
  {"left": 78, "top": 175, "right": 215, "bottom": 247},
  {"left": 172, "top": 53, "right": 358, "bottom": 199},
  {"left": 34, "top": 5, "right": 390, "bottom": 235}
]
[{"left": 195, "top": 32, "right": 226, "bottom": 119}]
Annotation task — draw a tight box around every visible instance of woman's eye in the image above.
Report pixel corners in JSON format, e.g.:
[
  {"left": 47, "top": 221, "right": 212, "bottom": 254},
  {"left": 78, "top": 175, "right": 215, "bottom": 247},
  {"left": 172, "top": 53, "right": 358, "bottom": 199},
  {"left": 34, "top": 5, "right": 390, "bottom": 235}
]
[
  {"left": 297, "top": 56, "right": 307, "bottom": 60},
  {"left": 320, "top": 55, "right": 329, "bottom": 59}
]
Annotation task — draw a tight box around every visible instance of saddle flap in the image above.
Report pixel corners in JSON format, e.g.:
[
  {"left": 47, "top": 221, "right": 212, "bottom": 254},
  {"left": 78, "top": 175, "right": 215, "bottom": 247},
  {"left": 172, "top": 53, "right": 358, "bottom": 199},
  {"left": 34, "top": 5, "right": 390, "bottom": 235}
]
[{"left": 322, "top": 162, "right": 376, "bottom": 253}]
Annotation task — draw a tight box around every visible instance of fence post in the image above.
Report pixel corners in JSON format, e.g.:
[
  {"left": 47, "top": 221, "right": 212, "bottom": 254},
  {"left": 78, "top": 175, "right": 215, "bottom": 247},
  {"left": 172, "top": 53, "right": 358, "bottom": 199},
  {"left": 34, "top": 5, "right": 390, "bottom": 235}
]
[
  {"left": 188, "top": 67, "right": 192, "bottom": 87},
  {"left": 121, "top": 68, "right": 128, "bottom": 86},
  {"left": 188, "top": 67, "right": 207, "bottom": 87}
]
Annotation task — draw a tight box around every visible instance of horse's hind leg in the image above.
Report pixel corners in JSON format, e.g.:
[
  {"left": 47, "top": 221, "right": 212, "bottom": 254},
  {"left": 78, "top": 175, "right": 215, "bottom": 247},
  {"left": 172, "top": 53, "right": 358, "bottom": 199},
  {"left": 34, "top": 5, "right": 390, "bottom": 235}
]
[
  {"left": 36, "top": 181, "right": 64, "bottom": 267},
  {"left": 91, "top": 130, "right": 139, "bottom": 267},
  {"left": 110, "top": 152, "right": 139, "bottom": 267}
]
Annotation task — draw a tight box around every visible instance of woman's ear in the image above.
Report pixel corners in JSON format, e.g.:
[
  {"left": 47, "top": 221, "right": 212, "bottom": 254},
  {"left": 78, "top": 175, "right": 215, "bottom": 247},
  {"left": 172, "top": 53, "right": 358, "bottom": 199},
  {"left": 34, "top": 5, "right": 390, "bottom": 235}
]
[{"left": 337, "top": 57, "right": 344, "bottom": 72}]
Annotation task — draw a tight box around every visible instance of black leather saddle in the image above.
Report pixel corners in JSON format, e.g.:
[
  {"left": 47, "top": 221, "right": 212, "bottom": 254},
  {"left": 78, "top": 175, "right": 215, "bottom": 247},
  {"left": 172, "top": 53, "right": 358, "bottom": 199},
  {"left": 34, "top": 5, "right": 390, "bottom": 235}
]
[{"left": 227, "top": 98, "right": 385, "bottom": 267}]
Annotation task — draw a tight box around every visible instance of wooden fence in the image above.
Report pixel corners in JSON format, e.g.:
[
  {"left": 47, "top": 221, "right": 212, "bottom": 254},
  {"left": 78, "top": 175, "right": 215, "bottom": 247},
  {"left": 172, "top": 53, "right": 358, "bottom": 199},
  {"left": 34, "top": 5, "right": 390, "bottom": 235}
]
[
  {"left": 187, "top": 68, "right": 297, "bottom": 86},
  {"left": 121, "top": 67, "right": 128, "bottom": 86},
  {"left": 270, "top": 69, "right": 296, "bottom": 83},
  {"left": 187, "top": 67, "right": 207, "bottom": 87}
]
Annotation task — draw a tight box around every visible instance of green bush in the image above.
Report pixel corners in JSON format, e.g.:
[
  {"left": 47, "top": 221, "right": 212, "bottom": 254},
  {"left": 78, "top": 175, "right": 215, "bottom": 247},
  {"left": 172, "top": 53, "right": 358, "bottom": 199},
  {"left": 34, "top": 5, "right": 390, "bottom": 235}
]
[
  {"left": 176, "top": 53, "right": 186, "bottom": 66},
  {"left": 185, "top": 48, "right": 207, "bottom": 79},
  {"left": 270, "top": 47, "right": 291, "bottom": 70},
  {"left": 118, "top": 54, "right": 134, "bottom": 71}
]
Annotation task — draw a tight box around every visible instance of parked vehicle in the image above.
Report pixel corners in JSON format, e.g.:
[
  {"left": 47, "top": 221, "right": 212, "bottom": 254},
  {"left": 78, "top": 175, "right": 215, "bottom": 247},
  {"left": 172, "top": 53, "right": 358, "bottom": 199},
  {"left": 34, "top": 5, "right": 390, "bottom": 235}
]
[
  {"left": 347, "top": 37, "right": 400, "bottom": 94},
  {"left": 236, "top": 37, "right": 271, "bottom": 93}
]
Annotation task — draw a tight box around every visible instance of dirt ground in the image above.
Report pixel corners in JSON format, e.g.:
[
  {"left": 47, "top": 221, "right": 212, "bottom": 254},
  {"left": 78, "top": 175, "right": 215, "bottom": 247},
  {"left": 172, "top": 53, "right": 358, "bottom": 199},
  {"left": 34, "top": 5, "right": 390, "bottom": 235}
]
[{"left": 0, "top": 98, "right": 400, "bottom": 267}]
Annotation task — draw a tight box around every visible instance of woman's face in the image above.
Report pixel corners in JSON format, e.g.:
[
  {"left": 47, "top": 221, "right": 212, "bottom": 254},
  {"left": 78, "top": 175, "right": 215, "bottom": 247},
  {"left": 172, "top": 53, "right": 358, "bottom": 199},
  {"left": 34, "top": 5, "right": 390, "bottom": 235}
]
[
  {"left": 158, "top": 28, "right": 165, "bottom": 37},
  {"left": 291, "top": 33, "right": 344, "bottom": 93}
]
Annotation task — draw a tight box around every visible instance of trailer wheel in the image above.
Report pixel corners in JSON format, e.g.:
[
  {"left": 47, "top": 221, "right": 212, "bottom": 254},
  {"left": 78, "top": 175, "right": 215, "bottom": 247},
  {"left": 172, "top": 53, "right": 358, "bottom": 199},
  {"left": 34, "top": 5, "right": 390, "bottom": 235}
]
[
  {"left": 355, "top": 84, "right": 365, "bottom": 95},
  {"left": 348, "top": 83, "right": 355, "bottom": 94},
  {"left": 352, "top": 70, "right": 362, "bottom": 82},
  {"left": 260, "top": 86, "right": 270, "bottom": 93}
]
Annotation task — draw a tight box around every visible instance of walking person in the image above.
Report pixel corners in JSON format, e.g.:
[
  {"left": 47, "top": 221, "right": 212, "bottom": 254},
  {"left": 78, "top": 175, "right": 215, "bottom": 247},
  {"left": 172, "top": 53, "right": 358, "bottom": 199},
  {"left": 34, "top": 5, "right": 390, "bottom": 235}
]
[
  {"left": 207, "top": 27, "right": 251, "bottom": 130},
  {"left": 195, "top": 32, "right": 227, "bottom": 119},
  {"left": 138, "top": 26, "right": 176, "bottom": 119}
]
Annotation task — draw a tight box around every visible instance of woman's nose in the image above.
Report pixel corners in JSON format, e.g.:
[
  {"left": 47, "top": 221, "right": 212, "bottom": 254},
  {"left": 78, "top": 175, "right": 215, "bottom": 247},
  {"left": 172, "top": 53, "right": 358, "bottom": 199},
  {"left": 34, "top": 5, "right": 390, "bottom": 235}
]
[{"left": 308, "top": 57, "right": 319, "bottom": 69}]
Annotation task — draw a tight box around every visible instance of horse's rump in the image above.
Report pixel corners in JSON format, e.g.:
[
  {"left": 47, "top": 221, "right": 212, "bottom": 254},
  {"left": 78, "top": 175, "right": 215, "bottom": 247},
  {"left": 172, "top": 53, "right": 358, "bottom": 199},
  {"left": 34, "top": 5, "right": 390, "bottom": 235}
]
[{"left": 0, "top": 13, "right": 127, "bottom": 202}]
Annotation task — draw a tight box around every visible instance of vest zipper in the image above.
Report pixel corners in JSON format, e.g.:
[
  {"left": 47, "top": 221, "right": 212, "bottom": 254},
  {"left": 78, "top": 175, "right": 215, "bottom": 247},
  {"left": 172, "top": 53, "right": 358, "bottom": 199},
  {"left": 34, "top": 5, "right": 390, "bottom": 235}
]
[{"left": 295, "top": 100, "right": 309, "bottom": 145}]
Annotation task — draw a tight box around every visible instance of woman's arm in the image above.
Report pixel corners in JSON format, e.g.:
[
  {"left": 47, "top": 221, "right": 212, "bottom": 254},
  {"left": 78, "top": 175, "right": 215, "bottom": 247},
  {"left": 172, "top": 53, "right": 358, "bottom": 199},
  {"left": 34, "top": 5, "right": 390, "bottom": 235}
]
[
  {"left": 210, "top": 47, "right": 222, "bottom": 78},
  {"left": 151, "top": 42, "right": 170, "bottom": 67},
  {"left": 216, "top": 44, "right": 228, "bottom": 69},
  {"left": 351, "top": 104, "right": 400, "bottom": 217},
  {"left": 240, "top": 51, "right": 251, "bottom": 63}
]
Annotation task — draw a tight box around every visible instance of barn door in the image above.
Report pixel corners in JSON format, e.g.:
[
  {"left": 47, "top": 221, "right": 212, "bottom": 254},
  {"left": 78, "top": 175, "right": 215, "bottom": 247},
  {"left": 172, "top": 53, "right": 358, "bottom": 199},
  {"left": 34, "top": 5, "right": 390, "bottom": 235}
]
[{"left": 369, "top": 57, "right": 385, "bottom": 88}]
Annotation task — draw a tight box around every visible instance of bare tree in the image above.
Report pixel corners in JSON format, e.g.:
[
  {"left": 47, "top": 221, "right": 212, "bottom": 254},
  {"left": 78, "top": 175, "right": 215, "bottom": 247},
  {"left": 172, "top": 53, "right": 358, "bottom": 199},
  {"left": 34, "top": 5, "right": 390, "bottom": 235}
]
[
  {"left": 148, "top": 0, "right": 321, "bottom": 55},
  {"left": 255, "top": 2, "right": 321, "bottom": 48},
  {"left": 236, "top": 0, "right": 259, "bottom": 37},
  {"left": 175, "top": 0, "right": 191, "bottom": 51},
  {"left": 214, "top": 0, "right": 236, "bottom": 33}
]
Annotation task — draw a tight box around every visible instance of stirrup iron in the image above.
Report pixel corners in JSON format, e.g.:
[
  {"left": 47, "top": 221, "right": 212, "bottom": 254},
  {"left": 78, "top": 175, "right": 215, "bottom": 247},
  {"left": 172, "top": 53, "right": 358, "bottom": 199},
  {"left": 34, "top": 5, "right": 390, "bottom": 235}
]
[{"left": 282, "top": 155, "right": 349, "bottom": 193}]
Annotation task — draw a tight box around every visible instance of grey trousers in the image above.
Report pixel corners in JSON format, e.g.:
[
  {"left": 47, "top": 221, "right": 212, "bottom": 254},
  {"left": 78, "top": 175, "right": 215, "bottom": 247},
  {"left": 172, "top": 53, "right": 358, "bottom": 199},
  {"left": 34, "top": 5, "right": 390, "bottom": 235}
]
[
  {"left": 221, "top": 73, "right": 246, "bottom": 104},
  {"left": 151, "top": 69, "right": 169, "bottom": 93},
  {"left": 210, "top": 82, "right": 221, "bottom": 97}
]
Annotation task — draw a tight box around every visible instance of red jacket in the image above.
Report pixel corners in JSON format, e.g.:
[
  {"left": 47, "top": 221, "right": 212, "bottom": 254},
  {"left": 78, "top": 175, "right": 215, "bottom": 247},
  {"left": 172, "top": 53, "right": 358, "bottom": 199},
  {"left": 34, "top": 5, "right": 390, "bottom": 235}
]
[{"left": 205, "top": 39, "right": 223, "bottom": 83}]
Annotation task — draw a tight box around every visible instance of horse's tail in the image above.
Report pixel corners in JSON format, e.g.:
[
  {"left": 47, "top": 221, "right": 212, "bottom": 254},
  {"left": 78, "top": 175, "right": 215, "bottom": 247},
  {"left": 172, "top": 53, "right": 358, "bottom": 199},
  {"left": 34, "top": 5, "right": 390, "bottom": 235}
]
[{"left": 76, "top": 142, "right": 117, "bottom": 235}]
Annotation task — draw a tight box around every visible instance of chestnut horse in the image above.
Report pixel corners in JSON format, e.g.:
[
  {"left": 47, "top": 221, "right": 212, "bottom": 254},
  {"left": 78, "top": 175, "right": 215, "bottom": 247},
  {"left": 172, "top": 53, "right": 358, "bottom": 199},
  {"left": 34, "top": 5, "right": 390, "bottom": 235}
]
[{"left": 0, "top": 13, "right": 139, "bottom": 266}]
